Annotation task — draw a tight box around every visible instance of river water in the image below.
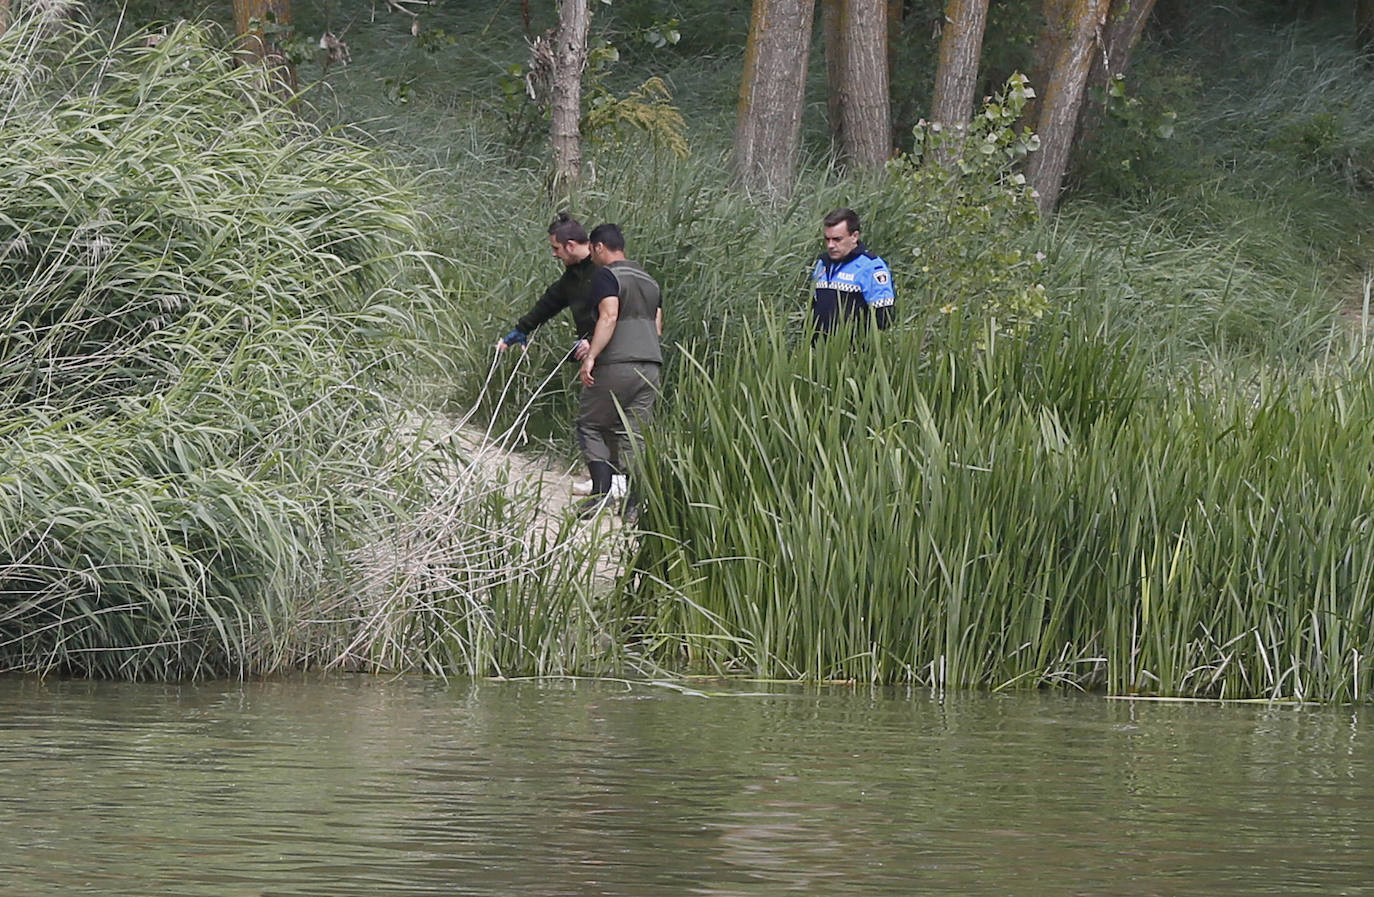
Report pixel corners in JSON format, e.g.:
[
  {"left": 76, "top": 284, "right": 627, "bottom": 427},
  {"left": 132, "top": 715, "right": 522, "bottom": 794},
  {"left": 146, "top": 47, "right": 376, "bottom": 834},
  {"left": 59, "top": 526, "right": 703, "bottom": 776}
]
[{"left": 1, "top": 675, "right": 1371, "bottom": 896}]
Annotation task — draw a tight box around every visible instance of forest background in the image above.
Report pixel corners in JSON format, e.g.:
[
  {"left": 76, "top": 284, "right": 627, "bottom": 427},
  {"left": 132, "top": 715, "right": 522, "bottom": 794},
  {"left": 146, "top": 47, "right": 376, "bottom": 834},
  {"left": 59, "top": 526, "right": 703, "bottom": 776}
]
[{"left": 2, "top": 0, "right": 1373, "bottom": 701}]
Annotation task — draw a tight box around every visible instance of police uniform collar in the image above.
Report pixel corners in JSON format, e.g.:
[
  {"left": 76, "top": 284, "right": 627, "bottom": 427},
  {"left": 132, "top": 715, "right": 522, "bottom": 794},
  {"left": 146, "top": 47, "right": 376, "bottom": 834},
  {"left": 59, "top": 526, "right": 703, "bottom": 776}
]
[{"left": 818, "top": 241, "right": 868, "bottom": 265}]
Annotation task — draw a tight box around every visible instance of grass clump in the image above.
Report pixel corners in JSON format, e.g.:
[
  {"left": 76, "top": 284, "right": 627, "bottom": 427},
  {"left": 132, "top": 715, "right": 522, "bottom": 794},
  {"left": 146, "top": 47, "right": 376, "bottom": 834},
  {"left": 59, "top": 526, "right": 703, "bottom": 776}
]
[
  {"left": 304, "top": 415, "right": 629, "bottom": 680},
  {"left": 0, "top": 10, "right": 445, "bottom": 678}
]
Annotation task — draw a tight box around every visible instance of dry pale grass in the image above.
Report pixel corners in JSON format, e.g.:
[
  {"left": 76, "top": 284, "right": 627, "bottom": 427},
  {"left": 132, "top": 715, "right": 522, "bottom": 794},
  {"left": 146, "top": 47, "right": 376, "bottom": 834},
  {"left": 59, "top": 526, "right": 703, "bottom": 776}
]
[{"left": 282, "top": 352, "right": 634, "bottom": 678}]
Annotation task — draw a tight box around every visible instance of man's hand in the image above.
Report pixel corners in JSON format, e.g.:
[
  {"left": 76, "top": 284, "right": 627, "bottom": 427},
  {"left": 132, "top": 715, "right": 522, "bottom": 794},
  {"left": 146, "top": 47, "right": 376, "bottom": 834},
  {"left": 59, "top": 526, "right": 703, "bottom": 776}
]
[
  {"left": 571, "top": 339, "right": 590, "bottom": 360},
  {"left": 580, "top": 295, "right": 618, "bottom": 387},
  {"left": 496, "top": 329, "right": 527, "bottom": 352}
]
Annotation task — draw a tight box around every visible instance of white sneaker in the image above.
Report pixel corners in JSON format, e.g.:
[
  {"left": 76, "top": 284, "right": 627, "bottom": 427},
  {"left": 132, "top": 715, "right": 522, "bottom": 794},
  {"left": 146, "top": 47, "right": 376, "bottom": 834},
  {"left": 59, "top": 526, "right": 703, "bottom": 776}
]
[{"left": 572, "top": 475, "right": 627, "bottom": 497}]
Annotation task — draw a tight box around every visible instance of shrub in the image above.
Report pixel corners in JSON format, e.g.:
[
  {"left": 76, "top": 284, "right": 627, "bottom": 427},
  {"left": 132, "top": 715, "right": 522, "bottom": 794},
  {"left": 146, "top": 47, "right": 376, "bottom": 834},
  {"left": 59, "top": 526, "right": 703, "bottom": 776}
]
[
  {"left": 0, "top": 11, "right": 442, "bottom": 677},
  {"left": 886, "top": 74, "right": 1047, "bottom": 338}
]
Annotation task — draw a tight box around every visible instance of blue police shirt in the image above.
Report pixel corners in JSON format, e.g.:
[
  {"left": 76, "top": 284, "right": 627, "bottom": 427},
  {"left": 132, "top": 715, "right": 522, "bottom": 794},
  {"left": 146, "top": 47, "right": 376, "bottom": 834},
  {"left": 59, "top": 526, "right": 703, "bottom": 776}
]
[{"left": 811, "top": 243, "right": 895, "bottom": 333}]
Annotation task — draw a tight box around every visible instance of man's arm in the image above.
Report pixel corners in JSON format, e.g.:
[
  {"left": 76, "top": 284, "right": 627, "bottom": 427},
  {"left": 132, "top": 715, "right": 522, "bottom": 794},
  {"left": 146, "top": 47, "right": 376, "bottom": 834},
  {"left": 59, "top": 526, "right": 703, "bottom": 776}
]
[
  {"left": 864, "top": 257, "right": 895, "bottom": 331},
  {"left": 497, "top": 278, "right": 572, "bottom": 350},
  {"left": 579, "top": 295, "right": 619, "bottom": 387},
  {"left": 517, "top": 277, "right": 573, "bottom": 334}
]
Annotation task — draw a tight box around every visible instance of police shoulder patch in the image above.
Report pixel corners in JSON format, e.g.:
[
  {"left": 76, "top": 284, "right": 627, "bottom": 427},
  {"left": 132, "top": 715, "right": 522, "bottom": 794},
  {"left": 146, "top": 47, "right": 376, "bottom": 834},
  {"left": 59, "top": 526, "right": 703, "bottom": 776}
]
[{"left": 874, "top": 269, "right": 890, "bottom": 285}]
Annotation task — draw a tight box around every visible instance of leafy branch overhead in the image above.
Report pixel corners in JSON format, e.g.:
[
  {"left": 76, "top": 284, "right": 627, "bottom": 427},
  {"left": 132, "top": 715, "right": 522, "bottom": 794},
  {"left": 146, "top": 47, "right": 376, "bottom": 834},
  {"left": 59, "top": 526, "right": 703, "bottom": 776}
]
[
  {"left": 894, "top": 74, "right": 1046, "bottom": 336},
  {"left": 522, "top": 8, "right": 688, "bottom": 168},
  {"left": 583, "top": 76, "right": 688, "bottom": 158}
]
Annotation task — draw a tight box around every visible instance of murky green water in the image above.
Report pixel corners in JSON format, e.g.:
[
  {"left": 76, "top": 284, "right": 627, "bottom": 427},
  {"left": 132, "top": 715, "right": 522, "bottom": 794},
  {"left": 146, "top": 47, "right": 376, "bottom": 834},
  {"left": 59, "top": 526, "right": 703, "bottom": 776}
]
[{"left": 2, "top": 675, "right": 1372, "bottom": 896}]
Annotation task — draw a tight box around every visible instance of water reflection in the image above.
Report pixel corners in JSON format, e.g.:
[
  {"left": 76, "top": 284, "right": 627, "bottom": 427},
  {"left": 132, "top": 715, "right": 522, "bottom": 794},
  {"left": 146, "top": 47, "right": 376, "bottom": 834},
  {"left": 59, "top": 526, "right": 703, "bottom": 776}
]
[{"left": 1, "top": 676, "right": 1371, "bottom": 896}]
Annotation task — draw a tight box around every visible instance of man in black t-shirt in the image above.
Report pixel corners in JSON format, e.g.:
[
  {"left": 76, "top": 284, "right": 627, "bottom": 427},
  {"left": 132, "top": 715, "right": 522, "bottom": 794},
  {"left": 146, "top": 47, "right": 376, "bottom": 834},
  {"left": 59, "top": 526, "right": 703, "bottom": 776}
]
[{"left": 575, "top": 223, "right": 663, "bottom": 519}]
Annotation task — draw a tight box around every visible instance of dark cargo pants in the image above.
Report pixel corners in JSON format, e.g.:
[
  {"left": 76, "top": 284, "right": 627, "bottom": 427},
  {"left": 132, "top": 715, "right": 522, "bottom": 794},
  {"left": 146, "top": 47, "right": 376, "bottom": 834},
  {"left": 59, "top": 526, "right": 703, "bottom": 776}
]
[{"left": 577, "top": 361, "right": 661, "bottom": 473}]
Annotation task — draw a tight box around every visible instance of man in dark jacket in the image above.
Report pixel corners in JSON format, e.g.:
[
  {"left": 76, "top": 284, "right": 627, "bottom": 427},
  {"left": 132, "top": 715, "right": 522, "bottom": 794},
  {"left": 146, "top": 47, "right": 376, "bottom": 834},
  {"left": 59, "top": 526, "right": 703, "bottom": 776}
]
[
  {"left": 496, "top": 213, "right": 598, "bottom": 356},
  {"left": 811, "top": 207, "right": 895, "bottom": 336},
  {"left": 498, "top": 213, "right": 628, "bottom": 498}
]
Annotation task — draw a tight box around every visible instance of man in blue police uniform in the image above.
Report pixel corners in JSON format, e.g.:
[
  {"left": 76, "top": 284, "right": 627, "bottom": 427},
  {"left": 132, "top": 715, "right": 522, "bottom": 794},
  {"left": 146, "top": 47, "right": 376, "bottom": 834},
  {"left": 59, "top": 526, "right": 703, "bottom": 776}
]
[{"left": 810, "top": 207, "right": 895, "bottom": 336}]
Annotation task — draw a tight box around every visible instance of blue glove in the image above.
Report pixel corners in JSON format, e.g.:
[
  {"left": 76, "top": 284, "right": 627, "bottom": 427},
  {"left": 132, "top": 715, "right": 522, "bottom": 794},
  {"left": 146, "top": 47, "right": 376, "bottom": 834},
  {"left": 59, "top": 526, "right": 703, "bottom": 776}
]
[{"left": 502, "top": 329, "right": 527, "bottom": 347}]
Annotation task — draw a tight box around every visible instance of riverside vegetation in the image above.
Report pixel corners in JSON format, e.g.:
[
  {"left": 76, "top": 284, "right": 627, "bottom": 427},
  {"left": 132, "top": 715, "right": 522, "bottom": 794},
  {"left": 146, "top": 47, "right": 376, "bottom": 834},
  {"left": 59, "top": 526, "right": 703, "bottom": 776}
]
[{"left": 2, "top": 2, "right": 1373, "bottom": 699}]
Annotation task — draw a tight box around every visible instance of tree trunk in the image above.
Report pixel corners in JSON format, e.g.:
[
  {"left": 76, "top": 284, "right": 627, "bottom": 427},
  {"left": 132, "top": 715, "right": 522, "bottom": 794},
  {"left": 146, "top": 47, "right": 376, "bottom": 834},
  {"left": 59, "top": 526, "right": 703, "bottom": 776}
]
[
  {"left": 887, "top": 0, "right": 904, "bottom": 84},
  {"left": 1088, "top": 1, "right": 1156, "bottom": 103},
  {"left": 231, "top": 0, "right": 297, "bottom": 94},
  {"left": 929, "top": 0, "right": 990, "bottom": 166},
  {"left": 1026, "top": 0, "right": 1109, "bottom": 214},
  {"left": 1359, "top": 0, "right": 1374, "bottom": 53},
  {"left": 839, "top": 0, "right": 891, "bottom": 168},
  {"left": 1077, "top": 0, "right": 1157, "bottom": 143},
  {"left": 550, "top": 0, "right": 591, "bottom": 189},
  {"left": 1022, "top": 0, "right": 1070, "bottom": 129},
  {"left": 823, "top": 0, "right": 846, "bottom": 150},
  {"left": 732, "top": 0, "right": 816, "bottom": 198}
]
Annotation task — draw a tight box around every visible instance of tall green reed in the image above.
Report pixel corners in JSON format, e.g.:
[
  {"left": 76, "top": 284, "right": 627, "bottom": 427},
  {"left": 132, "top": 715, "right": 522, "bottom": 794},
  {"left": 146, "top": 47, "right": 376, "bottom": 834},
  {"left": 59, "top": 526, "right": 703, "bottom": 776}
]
[{"left": 627, "top": 309, "right": 1374, "bottom": 700}]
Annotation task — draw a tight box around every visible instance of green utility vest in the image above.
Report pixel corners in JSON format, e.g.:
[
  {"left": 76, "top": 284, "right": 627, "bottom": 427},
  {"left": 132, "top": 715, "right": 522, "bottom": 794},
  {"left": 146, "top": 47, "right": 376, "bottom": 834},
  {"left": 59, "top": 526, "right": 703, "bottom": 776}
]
[{"left": 598, "top": 260, "right": 662, "bottom": 366}]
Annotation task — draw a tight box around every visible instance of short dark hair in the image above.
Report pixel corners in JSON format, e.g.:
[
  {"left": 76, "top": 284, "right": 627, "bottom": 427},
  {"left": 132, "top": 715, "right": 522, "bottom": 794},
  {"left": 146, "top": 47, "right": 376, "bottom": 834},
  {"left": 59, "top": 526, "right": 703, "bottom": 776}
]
[
  {"left": 823, "top": 207, "right": 861, "bottom": 234},
  {"left": 588, "top": 222, "right": 625, "bottom": 252},
  {"left": 548, "top": 212, "right": 588, "bottom": 245}
]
